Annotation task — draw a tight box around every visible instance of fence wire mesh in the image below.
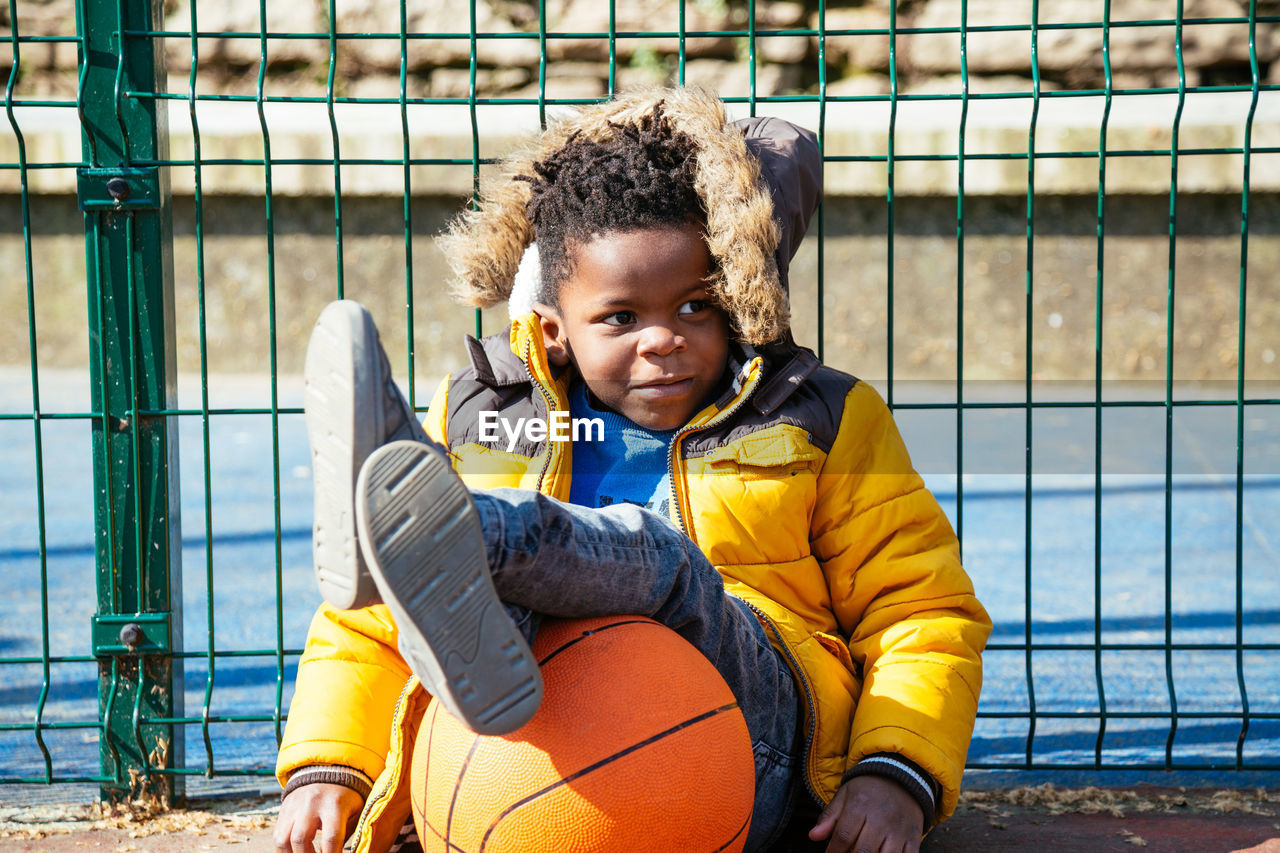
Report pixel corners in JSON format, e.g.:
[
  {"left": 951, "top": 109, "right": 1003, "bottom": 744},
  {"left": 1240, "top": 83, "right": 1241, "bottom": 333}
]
[{"left": 2, "top": 0, "right": 1278, "bottom": 799}]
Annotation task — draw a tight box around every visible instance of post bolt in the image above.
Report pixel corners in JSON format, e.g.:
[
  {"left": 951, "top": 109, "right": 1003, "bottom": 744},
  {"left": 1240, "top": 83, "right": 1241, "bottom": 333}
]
[
  {"left": 119, "top": 622, "right": 143, "bottom": 651},
  {"left": 106, "top": 177, "right": 130, "bottom": 202}
]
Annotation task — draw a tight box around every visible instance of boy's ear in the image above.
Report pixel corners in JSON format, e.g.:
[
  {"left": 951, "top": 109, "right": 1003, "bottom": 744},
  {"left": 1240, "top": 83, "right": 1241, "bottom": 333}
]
[{"left": 533, "top": 302, "right": 571, "bottom": 367}]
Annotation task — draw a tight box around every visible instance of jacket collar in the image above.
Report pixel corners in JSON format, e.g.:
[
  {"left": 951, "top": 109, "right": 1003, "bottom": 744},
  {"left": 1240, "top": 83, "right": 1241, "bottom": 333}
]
[
  {"left": 752, "top": 341, "right": 821, "bottom": 415},
  {"left": 463, "top": 330, "right": 531, "bottom": 387}
]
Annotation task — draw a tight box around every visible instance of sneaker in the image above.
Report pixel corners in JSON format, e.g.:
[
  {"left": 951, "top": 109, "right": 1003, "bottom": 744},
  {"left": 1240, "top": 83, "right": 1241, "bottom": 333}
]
[
  {"left": 304, "top": 299, "right": 430, "bottom": 610},
  {"left": 355, "top": 440, "right": 543, "bottom": 735}
]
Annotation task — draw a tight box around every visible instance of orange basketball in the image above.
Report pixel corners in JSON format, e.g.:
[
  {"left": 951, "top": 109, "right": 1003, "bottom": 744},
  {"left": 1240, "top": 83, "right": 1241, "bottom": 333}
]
[{"left": 410, "top": 615, "right": 756, "bottom": 853}]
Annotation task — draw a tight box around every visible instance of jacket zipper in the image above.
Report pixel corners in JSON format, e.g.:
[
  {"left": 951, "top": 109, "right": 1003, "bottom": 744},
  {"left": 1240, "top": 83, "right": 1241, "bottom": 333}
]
[
  {"left": 518, "top": 343, "right": 824, "bottom": 803},
  {"left": 664, "top": 360, "right": 759, "bottom": 536},
  {"left": 663, "top": 360, "right": 824, "bottom": 806},
  {"left": 355, "top": 338, "right": 555, "bottom": 850},
  {"left": 743, "top": 599, "right": 822, "bottom": 805},
  {"left": 349, "top": 678, "right": 415, "bottom": 851},
  {"left": 524, "top": 340, "right": 558, "bottom": 493}
]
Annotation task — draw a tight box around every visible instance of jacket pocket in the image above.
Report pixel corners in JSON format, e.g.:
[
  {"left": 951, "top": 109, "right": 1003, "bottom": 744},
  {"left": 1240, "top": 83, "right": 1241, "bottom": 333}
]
[
  {"left": 814, "top": 630, "right": 858, "bottom": 679},
  {"left": 696, "top": 424, "right": 825, "bottom": 472}
]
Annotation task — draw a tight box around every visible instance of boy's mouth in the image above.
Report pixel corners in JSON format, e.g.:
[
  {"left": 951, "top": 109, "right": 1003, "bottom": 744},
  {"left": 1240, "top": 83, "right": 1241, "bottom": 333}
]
[{"left": 633, "top": 377, "right": 694, "bottom": 398}]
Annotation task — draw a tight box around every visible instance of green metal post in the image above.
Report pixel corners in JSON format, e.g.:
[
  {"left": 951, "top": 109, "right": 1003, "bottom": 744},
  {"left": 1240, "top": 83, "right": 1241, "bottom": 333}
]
[{"left": 77, "top": 0, "right": 183, "bottom": 804}]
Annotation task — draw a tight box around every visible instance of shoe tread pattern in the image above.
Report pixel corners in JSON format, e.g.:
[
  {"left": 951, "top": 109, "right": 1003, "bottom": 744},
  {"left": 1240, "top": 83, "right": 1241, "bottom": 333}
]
[
  {"left": 305, "top": 304, "right": 380, "bottom": 610},
  {"left": 359, "top": 441, "right": 542, "bottom": 735}
]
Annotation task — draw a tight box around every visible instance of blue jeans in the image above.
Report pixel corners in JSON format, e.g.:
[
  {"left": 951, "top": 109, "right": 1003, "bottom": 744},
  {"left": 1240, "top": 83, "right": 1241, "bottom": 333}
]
[{"left": 472, "top": 488, "right": 802, "bottom": 853}]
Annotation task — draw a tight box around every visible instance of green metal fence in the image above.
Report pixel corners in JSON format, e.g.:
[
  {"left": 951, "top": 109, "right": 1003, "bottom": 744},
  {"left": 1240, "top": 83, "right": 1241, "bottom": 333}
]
[{"left": 2, "top": 0, "right": 1278, "bottom": 802}]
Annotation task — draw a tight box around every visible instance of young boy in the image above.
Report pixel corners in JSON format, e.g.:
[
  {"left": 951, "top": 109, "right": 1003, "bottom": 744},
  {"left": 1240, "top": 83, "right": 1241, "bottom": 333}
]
[{"left": 274, "top": 88, "right": 990, "bottom": 853}]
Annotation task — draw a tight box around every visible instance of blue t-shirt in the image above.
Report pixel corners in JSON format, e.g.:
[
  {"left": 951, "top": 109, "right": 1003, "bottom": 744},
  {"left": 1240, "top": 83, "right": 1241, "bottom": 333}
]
[{"left": 567, "top": 382, "right": 676, "bottom": 516}]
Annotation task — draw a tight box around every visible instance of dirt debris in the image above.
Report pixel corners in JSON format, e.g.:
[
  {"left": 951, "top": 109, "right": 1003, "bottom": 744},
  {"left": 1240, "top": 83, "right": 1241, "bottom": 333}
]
[
  {"left": 1120, "top": 828, "right": 1150, "bottom": 846},
  {"left": 4, "top": 786, "right": 1278, "bottom": 847},
  {"left": 961, "top": 784, "right": 1280, "bottom": 819},
  {"left": 0, "top": 797, "right": 276, "bottom": 842}
]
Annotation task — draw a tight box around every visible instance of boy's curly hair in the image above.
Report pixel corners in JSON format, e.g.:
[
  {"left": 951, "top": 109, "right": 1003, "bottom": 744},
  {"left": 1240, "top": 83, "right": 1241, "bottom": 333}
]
[
  {"left": 439, "top": 88, "right": 788, "bottom": 345},
  {"left": 521, "top": 105, "right": 706, "bottom": 306}
]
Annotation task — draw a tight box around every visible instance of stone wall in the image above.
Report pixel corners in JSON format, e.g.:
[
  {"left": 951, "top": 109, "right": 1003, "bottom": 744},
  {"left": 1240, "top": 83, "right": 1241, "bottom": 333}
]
[
  {"left": 4, "top": 192, "right": 1277, "bottom": 383},
  {"left": 3, "top": 1, "right": 1277, "bottom": 383},
  {"left": 3, "top": 0, "right": 1278, "bottom": 101}
]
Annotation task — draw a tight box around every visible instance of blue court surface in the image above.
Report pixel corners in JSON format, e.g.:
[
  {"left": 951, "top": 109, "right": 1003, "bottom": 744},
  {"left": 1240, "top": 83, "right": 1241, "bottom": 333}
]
[{"left": 2, "top": 369, "right": 1277, "bottom": 799}]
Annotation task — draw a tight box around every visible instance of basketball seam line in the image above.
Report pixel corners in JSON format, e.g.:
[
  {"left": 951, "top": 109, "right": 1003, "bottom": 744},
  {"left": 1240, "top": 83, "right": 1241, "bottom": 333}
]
[
  {"left": 417, "top": 819, "right": 467, "bottom": 853},
  {"left": 445, "top": 736, "right": 483, "bottom": 848},
  {"left": 475, "top": 701, "right": 743, "bottom": 853},
  {"left": 419, "top": 806, "right": 469, "bottom": 853},
  {"left": 417, "top": 819, "right": 468, "bottom": 853},
  {"left": 417, "top": 701, "right": 456, "bottom": 850},
  {"left": 420, "top": 622, "right": 659, "bottom": 850},
  {"left": 714, "top": 812, "right": 753, "bottom": 853},
  {"left": 534, "top": 619, "right": 657, "bottom": 668}
]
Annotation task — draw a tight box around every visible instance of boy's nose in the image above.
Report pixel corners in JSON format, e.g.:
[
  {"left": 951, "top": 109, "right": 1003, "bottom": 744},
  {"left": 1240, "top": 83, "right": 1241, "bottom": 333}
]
[{"left": 636, "top": 323, "right": 683, "bottom": 357}]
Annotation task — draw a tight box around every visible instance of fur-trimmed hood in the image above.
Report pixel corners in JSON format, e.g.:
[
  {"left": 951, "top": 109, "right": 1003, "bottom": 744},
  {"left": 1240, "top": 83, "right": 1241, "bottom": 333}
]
[{"left": 437, "top": 87, "right": 821, "bottom": 346}]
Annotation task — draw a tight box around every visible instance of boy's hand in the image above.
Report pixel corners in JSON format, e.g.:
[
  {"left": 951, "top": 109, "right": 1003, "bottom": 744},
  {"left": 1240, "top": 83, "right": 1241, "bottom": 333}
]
[
  {"left": 274, "top": 782, "right": 363, "bottom": 853},
  {"left": 808, "top": 774, "right": 925, "bottom": 853}
]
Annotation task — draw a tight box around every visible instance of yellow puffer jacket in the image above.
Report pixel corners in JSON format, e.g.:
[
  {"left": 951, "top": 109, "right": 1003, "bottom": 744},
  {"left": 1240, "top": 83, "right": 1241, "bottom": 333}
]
[{"left": 276, "top": 316, "right": 991, "bottom": 852}]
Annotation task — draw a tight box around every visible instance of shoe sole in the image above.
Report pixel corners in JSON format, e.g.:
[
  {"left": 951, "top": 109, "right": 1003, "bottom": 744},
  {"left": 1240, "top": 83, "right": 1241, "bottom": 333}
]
[
  {"left": 356, "top": 440, "right": 543, "bottom": 735},
  {"left": 304, "top": 300, "right": 382, "bottom": 610}
]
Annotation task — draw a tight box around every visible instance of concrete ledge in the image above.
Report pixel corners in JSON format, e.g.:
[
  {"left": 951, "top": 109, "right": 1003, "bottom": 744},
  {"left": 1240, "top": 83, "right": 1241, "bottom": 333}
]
[{"left": 4, "top": 90, "right": 1279, "bottom": 197}]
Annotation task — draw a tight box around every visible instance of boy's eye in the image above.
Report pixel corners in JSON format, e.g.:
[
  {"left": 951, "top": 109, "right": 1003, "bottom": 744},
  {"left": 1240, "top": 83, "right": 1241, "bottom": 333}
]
[
  {"left": 602, "top": 311, "right": 636, "bottom": 326},
  {"left": 678, "top": 300, "right": 710, "bottom": 315}
]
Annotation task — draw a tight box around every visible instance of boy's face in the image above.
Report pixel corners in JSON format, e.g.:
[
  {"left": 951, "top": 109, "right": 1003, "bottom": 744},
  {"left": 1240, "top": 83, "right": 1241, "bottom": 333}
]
[{"left": 535, "top": 223, "right": 730, "bottom": 431}]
